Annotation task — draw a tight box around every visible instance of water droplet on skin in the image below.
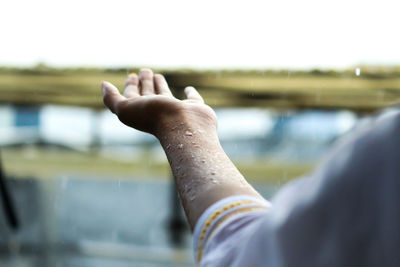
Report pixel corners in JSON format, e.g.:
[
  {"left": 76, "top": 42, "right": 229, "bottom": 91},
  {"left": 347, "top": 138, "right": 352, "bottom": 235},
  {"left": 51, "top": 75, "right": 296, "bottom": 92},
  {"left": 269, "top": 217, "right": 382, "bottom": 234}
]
[
  {"left": 239, "top": 180, "right": 247, "bottom": 188},
  {"left": 201, "top": 159, "right": 206, "bottom": 163},
  {"left": 166, "top": 144, "right": 171, "bottom": 150},
  {"left": 210, "top": 178, "right": 218, "bottom": 184},
  {"left": 178, "top": 144, "right": 184, "bottom": 149},
  {"left": 185, "top": 131, "right": 193, "bottom": 136}
]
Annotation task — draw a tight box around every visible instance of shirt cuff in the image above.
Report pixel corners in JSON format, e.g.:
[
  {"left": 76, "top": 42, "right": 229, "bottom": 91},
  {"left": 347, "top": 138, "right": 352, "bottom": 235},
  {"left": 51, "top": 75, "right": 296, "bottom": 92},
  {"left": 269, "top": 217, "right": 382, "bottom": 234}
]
[{"left": 193, "top": 195, "right": 271, "bottom": 264}]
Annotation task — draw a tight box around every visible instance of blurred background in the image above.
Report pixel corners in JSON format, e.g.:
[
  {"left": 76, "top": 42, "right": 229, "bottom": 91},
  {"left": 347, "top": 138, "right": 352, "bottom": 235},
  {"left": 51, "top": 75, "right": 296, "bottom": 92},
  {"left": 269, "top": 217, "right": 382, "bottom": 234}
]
[{"left": 0, "top": 0, "right": 399, "bottom": 266}]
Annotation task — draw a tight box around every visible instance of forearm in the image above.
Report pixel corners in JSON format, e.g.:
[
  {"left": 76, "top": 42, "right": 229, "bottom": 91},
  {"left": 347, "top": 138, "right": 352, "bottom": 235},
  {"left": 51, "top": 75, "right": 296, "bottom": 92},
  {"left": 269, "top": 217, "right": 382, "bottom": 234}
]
[
  {"left": 157, "top": 115, "right": 263, "bottom": 229},
  {"left": 101, "top": 70, "right": 264, "bottom": 230}
]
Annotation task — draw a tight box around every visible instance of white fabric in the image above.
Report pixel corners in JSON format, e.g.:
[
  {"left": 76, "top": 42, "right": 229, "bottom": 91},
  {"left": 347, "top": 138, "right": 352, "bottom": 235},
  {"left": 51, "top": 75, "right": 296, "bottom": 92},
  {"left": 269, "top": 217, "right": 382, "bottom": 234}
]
[
  {"left": 193, "top": 195, "right": 271, "bottom": 264},
  {"left": 193, "top": 109, "right": 400, "bottom": 267}
]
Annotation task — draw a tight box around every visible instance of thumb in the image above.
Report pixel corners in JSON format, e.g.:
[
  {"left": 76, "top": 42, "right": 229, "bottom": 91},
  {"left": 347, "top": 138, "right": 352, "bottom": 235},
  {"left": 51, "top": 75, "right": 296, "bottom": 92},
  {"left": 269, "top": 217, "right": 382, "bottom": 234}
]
[
  {"left": 102, "top": 81, "right": 126, "bottom": 114},
  {"left": 184, "top": 86, "right": 204, "bottom": 103}
]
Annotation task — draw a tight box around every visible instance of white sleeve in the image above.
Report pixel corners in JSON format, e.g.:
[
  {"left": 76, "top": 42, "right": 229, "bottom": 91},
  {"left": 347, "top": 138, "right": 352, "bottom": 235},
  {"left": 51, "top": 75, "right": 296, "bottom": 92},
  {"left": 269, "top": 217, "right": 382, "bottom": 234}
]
[
  {"left": 193, "top": 110, "right": 400, "bottom": 266},
  {"left": 214, "top": 110, "right": 400, "bottom": 267},
  {"left": 193, "top": 195, "right": 271, "bottom": 266}
]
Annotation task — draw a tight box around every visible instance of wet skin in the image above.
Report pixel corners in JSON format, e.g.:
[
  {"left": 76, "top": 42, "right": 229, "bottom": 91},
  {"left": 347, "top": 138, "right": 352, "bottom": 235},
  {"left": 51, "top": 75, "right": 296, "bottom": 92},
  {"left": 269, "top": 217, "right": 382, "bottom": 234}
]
[{"left": 102, "top": 69, "right": 263, "bottom": 229}]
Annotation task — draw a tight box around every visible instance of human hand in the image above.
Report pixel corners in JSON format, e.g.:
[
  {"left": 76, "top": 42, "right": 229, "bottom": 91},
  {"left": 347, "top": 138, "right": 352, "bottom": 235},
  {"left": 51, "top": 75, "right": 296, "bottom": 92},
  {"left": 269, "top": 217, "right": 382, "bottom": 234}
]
[{"left": 102, "top": 69, "right": 217, "bottom": 138}]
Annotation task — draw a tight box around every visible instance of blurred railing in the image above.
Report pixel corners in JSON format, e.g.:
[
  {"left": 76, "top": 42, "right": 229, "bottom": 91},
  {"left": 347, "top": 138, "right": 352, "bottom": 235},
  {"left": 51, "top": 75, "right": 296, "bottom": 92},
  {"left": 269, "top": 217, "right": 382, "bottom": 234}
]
[{"left": 0, "top": 66, "right": 399, "bottom": 112}]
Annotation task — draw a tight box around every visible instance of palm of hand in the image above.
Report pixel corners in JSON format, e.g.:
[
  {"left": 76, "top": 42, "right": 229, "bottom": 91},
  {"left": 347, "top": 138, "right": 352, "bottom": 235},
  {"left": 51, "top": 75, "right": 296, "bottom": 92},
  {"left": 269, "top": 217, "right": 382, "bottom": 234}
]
[{"left": 102, "top": 69, "right": 217, "bottom": 136}]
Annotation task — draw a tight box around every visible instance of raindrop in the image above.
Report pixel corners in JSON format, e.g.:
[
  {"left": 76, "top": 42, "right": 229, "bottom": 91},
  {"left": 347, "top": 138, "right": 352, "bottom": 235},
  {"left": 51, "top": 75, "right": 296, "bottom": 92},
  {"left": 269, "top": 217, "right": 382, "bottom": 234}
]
[
  {"left": 111, "top": 230, "right": 118, "bottom": 241},
  {"left": 315, "top": 91, "right": 321, "bottom": 102},
  {"left": 282, "top": 170, "right": 288, "bottom": 180},
  {"left": 61, "top": 176, "right": 69, "bottom": 189},
  {"left": 377, "top": 90, "right": 385, "bottom": 102}
]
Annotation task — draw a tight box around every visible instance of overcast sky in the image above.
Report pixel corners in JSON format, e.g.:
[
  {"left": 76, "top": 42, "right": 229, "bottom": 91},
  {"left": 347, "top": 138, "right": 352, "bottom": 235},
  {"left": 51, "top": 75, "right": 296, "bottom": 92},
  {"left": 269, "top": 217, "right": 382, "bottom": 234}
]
[{"left": 1, "top": 0, "right": 399, "bottom": 69}]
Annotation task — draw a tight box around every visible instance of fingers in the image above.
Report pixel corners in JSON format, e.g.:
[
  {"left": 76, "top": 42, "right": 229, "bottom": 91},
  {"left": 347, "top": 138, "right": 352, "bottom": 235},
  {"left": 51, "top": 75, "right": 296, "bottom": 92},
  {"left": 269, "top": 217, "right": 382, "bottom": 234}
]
[
  {"left": 184, "top": 86, "right": 204, "bottom": 103},
  {"left": 124, "top": 73, "right": 140, "bottom": 98},
  {"left": 154, "top": 74, "right": 173, "bottom": 96},
  {"left": 139, "top": 69, "right": 155, "bottom": 95},
  {"left": 102, "top": 81, "right": 126, "bottom": 114}
]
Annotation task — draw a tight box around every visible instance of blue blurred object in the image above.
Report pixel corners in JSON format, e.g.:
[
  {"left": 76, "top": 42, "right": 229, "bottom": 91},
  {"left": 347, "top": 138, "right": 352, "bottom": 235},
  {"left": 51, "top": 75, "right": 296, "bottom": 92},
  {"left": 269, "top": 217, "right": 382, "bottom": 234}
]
[{"left": 14, "top": 106, "right": 40, "bottom": 128}]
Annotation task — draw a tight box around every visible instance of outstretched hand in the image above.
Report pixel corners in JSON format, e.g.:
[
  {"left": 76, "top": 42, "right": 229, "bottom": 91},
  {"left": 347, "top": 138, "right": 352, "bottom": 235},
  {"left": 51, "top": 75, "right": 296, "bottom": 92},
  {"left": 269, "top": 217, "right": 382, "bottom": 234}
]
[
  {"left": 102, "top": 69, "right": 217, "bottom": 138},
  {"left": 102, "top": 69, "right": 262, "bottom": 230}
]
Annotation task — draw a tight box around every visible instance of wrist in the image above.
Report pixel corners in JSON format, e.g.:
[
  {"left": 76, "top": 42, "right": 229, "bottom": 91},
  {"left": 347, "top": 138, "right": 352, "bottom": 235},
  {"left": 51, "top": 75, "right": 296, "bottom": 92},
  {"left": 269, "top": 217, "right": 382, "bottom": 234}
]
[{"left": 154, "top": 107, "right": 218, "bottom": 141}]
